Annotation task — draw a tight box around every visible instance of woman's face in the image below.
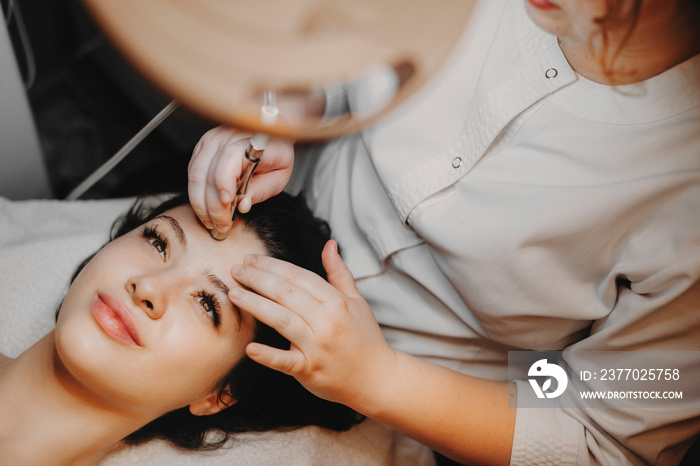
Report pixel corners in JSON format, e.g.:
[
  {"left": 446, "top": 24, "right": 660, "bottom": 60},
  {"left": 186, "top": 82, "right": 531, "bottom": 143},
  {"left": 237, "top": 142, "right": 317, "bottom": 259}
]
[
  {"left": 523, "top": 0, "right": 633, "bottom": 47},
  {"left": 55, "top": 204, "right": 264, "bottom": 418}
]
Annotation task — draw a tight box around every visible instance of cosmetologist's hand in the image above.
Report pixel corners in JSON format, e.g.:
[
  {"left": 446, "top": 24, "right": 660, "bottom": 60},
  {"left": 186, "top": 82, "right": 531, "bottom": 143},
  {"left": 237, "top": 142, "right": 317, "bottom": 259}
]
[
  {"left": 188, "top": 125, "right": 294, "bottom": 236},
  {"left": 228, "top": 240, "right": 398, "bottom": 409}
]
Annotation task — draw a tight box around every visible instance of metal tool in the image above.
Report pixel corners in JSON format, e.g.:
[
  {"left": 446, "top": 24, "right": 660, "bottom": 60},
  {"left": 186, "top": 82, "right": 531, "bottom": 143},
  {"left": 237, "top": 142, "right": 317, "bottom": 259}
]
[
  {"left": 209, "top": 146, "right": 262, "bottom": 240},
  {"left": 210, "top": 90, "right": 277, "bottom": 240}
]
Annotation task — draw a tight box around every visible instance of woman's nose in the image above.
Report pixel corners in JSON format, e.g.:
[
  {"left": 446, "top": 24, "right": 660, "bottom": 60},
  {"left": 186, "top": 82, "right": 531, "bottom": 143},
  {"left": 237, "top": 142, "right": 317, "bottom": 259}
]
[{"left": 126, "top": 274, "right": 166, "bottom": 319}]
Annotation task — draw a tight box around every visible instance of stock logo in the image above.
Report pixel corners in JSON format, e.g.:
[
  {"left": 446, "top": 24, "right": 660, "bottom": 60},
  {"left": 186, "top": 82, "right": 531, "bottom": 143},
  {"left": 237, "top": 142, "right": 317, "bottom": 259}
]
[{"left": 528, "top": 359, "right": 568, "bottom": 399}]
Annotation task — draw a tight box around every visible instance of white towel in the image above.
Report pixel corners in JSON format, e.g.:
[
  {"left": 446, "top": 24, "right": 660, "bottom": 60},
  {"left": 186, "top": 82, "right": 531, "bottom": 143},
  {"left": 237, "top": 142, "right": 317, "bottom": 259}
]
[{"left": 0, "top": 196, "right": 434, "bottom": 466}]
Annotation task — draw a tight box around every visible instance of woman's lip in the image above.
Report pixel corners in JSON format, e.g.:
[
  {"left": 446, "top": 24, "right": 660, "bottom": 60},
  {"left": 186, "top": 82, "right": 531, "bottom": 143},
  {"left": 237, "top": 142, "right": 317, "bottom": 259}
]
[
  {"left": 91, "top": 293, "right": 142, "bottom": 347},
  {"left": 527, "top": 0, "right": 560, "bottom": 11}
]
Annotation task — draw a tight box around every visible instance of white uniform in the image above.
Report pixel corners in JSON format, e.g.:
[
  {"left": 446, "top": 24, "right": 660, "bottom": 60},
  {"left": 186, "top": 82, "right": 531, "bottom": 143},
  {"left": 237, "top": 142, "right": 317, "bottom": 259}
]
[{"left": 294, "top": 0, "right": 700, "bottom": 464}]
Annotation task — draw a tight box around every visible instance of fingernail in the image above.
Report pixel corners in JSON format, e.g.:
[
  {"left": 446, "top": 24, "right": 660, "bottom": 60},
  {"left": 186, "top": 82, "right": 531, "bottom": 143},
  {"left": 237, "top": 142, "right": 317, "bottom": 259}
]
[
  {"left": 232, "top": 264, "right": 245, "bottom": 276},
  {"left": 219, "top": 189, "right": 232, "bottom": 203},
  {"left": 239, "top": 196, "right": 252, "bottom": 213},
  {"left": 244, "top": 255, "right": 257, "bottom": 265},
  {"left": 210, "top": 229, "right": 226, "bottom": 241},
  {"left": 229, "top": 288, "right": 244, "bottom": 299}
]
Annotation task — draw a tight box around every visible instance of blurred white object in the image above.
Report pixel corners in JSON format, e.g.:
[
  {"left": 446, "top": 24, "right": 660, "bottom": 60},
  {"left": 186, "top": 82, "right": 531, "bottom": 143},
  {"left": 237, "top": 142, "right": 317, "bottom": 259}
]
[{"left": 81, "top": 0, "right": 478, "bottom": 140}]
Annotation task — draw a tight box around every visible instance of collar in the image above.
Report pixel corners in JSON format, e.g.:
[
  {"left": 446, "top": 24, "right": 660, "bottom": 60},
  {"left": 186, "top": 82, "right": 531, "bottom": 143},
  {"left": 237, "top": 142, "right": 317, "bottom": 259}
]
[{"left": 548, "top": 53, "right": 700, "bottom": 124}]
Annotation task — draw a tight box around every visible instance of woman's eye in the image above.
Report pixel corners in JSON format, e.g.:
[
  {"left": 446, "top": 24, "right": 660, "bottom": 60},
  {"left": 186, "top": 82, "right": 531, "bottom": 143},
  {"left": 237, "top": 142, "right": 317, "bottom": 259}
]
[
  {"left": 196, "top": 294, "right": 221, "bottom": 327},
  {"left": 147, "top": 237, "right": 165, "bottom": 253},
  {"left": 147, "top": 237, "right": 167, "bottom": 260},
  {"left": 143, "top": 225, "right": 168, "bottom": 261}
]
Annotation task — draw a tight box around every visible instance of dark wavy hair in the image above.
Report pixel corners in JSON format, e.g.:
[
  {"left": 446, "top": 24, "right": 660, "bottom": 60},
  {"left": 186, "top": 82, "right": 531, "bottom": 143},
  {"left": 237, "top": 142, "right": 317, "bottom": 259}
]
[
  {"left": 66, "top": 192, "right": 362, "bottom": 449},
  {"left": 594, "top": 0, "right": 700, "bottom": 81}
]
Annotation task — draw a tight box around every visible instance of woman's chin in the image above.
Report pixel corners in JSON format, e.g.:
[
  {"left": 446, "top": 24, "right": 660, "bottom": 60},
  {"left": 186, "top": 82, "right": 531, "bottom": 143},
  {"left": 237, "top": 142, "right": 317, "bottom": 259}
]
[
  {"left": 523, "top": 3, "right": 571, "bottom": 38},
  {"left": 55, "top": 322, "right": 127, "bottom": 403}
]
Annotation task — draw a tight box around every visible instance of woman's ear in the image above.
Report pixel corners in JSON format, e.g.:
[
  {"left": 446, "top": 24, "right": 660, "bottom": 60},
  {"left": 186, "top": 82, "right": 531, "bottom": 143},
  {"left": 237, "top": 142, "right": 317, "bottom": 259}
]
[{"left": 189, "top": 388, "right": 237, "bottom": 416}]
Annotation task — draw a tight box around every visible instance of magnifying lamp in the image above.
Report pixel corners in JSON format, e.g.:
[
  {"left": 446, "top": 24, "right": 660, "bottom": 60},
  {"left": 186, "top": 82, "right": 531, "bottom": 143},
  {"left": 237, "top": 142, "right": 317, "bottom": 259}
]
[{"left": 80, "top": 0, "right": 478, "bottom": 141}]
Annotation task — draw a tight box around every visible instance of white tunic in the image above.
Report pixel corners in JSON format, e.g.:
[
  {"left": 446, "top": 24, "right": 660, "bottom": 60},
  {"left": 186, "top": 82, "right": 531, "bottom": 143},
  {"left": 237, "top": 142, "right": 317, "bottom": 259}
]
[{"left": 295, "top": 0, "right": 700, "bottom": 464}]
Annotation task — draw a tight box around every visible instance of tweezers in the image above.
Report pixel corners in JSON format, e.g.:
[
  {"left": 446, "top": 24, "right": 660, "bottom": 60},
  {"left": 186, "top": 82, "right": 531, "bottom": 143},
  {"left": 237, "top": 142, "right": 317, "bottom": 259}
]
[{"left": 209, "top": 145, "right": 262, "bottom": 241}]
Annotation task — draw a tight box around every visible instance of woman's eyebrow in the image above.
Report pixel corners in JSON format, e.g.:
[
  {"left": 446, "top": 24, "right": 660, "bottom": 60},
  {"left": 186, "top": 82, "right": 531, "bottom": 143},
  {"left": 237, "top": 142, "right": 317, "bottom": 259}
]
[
  {"left": 207, "top": 273, "right": 229, "bottom": 297},
  {"left": 156, "top": 215, "right": 187, "bottom": 251},
  {"left": 207, "top": 273, "right": 243, "bottom": 326}
]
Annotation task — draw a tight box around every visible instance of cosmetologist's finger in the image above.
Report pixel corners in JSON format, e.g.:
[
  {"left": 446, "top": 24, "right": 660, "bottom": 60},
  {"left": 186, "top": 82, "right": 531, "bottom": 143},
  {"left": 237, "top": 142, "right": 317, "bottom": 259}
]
[
  {"left": 203, "top": 156, "right": 233, "bottom": 235},
  {"left": 229, "top": 285, "right": 312, "bottom": 344},
  {"left": 212, "top": 138, "right": 250, "bottom": 206},
  {"left": 241, "top": 254, "right": 341, "bottom": 305},
  {"left": 188, "top": 140, "right": 216, "bottom": 230},
  {"left": 231, "top": 261, "right": 326, "bottom": 322},
  {"left": 322, "top": 240, "right": 362, "bottom": 298},
  {"left": 246, "top": 342, "right": 306, "bottom": 376}
]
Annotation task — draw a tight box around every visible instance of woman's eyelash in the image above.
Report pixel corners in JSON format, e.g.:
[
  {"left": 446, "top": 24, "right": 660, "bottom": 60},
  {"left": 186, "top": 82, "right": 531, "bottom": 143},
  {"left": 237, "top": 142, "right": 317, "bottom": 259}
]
[
  {"left": 143, "top": 225, "right": 168, "bottom": 260},
  {"left": 196, "top": 291, "right": 222, "bottom": 328}
]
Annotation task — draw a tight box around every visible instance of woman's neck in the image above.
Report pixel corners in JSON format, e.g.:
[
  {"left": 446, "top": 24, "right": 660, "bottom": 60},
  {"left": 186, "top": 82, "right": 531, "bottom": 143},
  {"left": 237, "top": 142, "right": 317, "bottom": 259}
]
[
  {"left": 559, "top": 5, "right": 700, "bottom": 85},
  {"left": 0, "top": 333, "right": 146, "bottom": 465}
]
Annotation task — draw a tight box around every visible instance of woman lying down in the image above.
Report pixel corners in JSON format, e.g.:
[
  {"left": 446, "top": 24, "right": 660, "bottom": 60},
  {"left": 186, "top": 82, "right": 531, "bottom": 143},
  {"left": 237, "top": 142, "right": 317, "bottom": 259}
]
[{"left": 0, "top": 192, "right": 361, "bottom": 465}]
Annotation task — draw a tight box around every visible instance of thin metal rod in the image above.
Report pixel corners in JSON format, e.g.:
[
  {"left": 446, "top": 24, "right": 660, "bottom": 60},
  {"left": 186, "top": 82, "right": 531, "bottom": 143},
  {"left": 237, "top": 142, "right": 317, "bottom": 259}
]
[{"left": 65, "top": 100, "right": 180, "bottom": 200}]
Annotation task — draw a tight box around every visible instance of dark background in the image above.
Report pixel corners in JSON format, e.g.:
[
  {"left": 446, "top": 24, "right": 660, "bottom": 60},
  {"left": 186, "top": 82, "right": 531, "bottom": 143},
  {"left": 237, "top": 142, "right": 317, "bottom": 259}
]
[{"left": 2, "top": 0, "right": 216, "bottom": 199}]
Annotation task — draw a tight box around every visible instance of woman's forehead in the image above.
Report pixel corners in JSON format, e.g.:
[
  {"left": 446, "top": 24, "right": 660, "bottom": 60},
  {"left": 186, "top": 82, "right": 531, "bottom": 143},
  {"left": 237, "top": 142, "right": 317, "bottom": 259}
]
[{"left": 163, "top": 205, "right": 266, "bottom": 261}]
